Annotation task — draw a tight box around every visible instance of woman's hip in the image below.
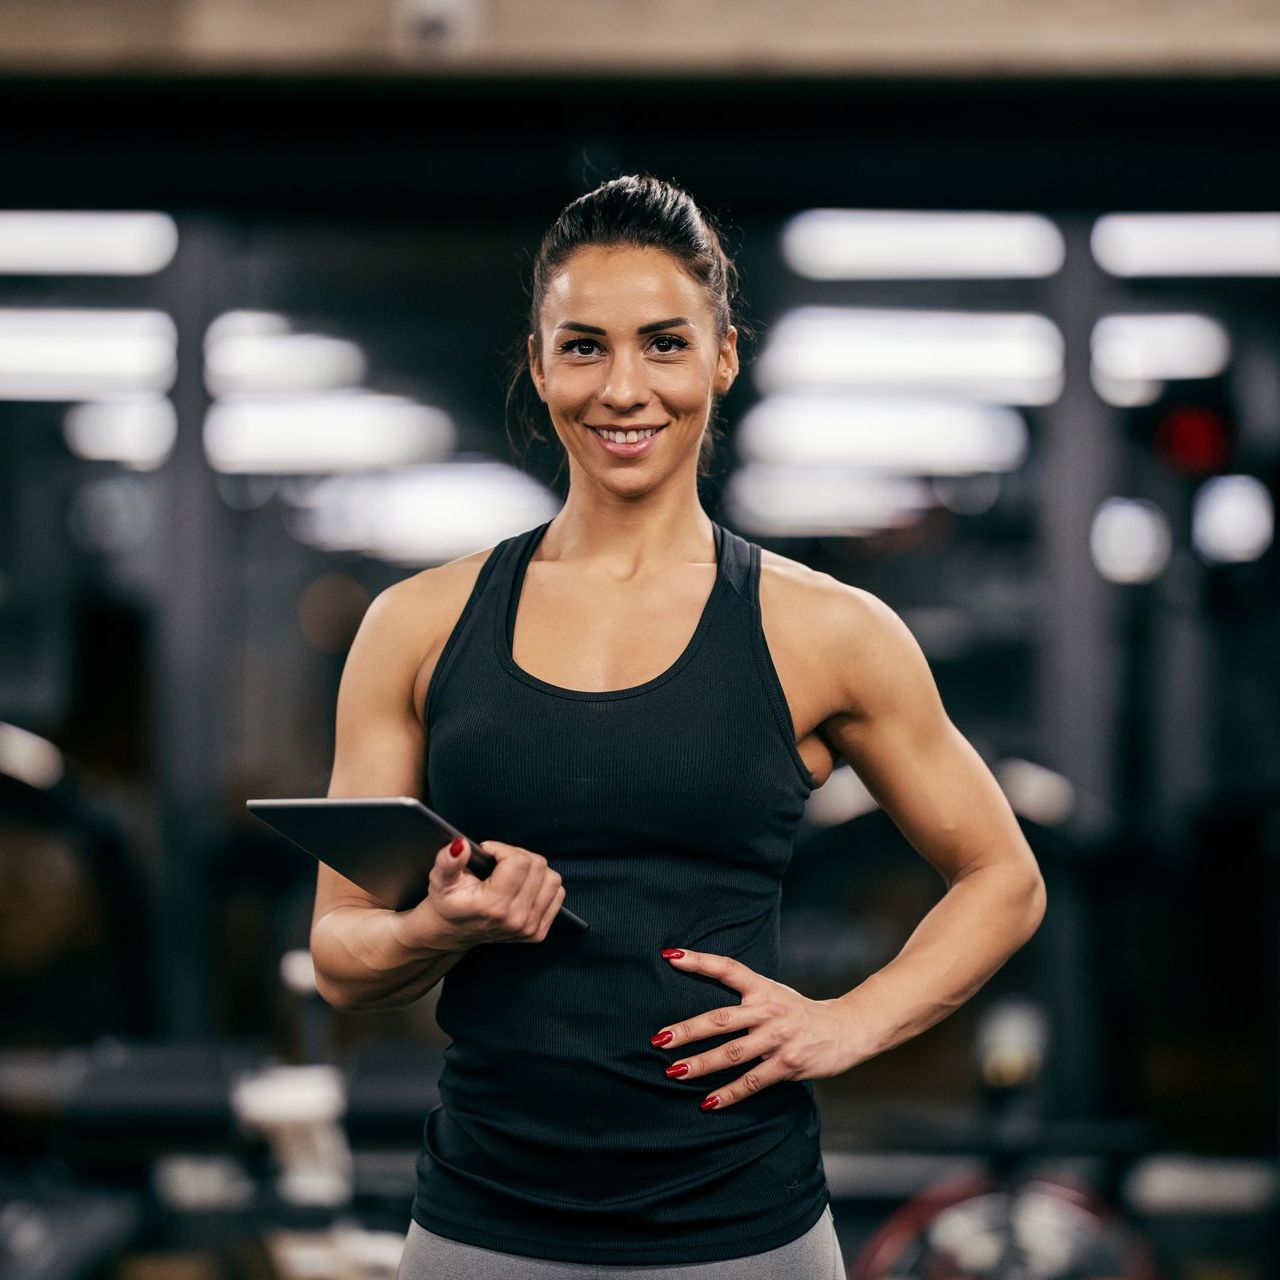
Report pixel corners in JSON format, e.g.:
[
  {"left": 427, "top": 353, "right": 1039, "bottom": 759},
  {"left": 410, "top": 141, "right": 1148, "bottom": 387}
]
[{"left": 396, "top": 1203, "right": 845, "bottom": 1279}]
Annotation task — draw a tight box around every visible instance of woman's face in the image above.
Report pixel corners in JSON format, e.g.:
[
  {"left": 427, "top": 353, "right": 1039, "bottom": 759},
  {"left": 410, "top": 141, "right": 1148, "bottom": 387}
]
[{"left": 528, "top": 244, "right": 738, "bottom": 486}]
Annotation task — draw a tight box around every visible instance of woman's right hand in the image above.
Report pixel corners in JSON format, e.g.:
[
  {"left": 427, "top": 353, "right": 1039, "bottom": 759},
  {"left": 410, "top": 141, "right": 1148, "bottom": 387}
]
[{"left": 390, "top": 837, "right": 566, "bottom": 954}]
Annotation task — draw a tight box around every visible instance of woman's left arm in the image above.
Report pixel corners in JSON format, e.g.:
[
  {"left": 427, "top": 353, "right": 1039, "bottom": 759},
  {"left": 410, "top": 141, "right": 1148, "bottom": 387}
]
[
  {"left": 654, "top": 583, "right": 1047, "bottom": 1108},
  {"left": 815, "top": 584, "right": 1047, "bottom": 1067}
]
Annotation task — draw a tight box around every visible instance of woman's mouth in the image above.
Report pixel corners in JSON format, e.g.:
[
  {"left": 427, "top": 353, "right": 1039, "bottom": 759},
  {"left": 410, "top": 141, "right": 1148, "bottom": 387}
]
[{"left": 587, "top": 425, "right": 667, "bottom": 458}]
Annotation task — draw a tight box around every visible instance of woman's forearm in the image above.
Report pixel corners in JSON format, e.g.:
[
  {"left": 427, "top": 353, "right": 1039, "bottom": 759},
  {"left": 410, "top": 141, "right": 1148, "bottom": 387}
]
[
  {"left": 833, "top": 861, "right": 1046, "bottom": 1067},
  {"left": 310, "top": 903, "right": 471, "bottom": 1013}
]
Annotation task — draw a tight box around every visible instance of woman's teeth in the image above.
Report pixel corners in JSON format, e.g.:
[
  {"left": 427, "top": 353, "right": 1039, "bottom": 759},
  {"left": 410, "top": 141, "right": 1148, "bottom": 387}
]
[{"left": 592, "top": 426, "right": 662, "bottom": 443}]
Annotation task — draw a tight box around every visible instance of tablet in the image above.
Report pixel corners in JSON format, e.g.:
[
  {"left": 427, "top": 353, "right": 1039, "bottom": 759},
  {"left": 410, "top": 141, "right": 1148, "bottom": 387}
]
[{"left": 246, "top": 795, "right": 588, "bottom": 934}]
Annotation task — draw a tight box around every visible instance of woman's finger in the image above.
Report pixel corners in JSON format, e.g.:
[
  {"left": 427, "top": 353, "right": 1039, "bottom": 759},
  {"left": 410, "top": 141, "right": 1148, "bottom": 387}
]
[
  {"left": 651, "top": 1002, "right": 758, "bottom": 1053},
  {"left": 484, "top": 842, "right": 538, "bottom": 899},
  {"left": 512, "top": 860, "right": 563, "bottom": 942},
  {"left": 661, "top": 1027, "right": 773, "bottom": 1084},
  {"left": 539, "top": 884, "right": 567, "bottom": 940},
  {"left": 522, "top": 878, "right": 567, "bottom": 943},
  {"left": 502, "top": 851, "right": 550, "bottom": 924},
  {"left": 662, "top": 946, "right": 762, "bottom": 996},
  {"left": 694, "top": 1054, "right": 792, "bottom": 1112}
]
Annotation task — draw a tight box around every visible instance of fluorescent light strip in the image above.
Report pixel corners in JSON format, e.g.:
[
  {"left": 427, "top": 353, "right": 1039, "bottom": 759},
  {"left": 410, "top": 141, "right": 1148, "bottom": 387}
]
[
  {"left": 782, "top": 209, "right": 1064, "bottom": 280},
  {"left": 0, "top": 308, "right": 176, "bottom": 400},
  {"left": 755, "top": 306, "right": 1064, "bottom": 406},
  {"left": 1092, "top": 313, "right": 1230, "bottom": 381},
  {"left": 205, "top": 311, "right": 290, "bottom": 346},
  {"left": 0, "top": 721, "right": 65, "bottom": 789},
  {"left": 0, "top": 212, "right": 178, "bottom": 275},
  {"left": 993, "top": 759, "right": 1076, "bottom": 828},
  {"left": 739, "top": 396, "right": 1027, "bottom": 475},
  {"left": 724, "top": 463, "right": 933, "bottom": 536},
  {"left": 205, "top": 331, "right": 367, "bottom": 396},
  {"left": 64, "top": 396, "right": 177, "bottom": 470},
  {"left": 286, "top": 462, "right": 558, "bottom": 565},
  {"left": 1090, "top": 371, "right": 1164, "bottom": 409},
  {"left": 203, "top": 392, "right": 455, "bottom": 474},
  {"left": 1093, "top": 214, "right": 1280, "bottom": 277},
  {"left": 204, "top": 310, "right": 368, "bottom": 395}
]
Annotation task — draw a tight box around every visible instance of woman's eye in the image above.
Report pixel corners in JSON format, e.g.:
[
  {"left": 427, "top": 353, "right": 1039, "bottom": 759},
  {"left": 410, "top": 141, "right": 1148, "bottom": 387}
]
[
  {"left": 652, "top": 335, "right": 688, "bottom": 354},
  {"left": 557, "top": 335, "right": 687, "bottom": 357}
]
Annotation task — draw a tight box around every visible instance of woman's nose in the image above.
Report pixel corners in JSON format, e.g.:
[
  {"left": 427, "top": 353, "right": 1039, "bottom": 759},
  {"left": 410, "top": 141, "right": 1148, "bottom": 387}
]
[{"left": 599, "top": 349, "right": 649, "bottom": 411}]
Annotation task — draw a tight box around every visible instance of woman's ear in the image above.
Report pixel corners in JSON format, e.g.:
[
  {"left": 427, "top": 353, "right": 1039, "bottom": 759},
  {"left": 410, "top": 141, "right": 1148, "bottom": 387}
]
[
  {"left": 528, "top": 333, "right": 546, "bottom": 401},
  {"left": 716, "top": 325, "right": 740, "bottom": 396}
]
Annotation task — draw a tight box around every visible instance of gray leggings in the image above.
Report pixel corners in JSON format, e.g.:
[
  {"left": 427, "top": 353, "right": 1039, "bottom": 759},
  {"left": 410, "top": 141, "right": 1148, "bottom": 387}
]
[{"left": 396, "top": 1204, "right": 845, "bottom": 1279}]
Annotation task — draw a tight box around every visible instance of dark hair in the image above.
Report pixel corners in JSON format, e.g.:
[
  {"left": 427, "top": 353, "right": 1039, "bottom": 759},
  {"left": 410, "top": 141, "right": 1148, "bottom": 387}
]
[{"left": 504, "top": 174, "right": 754, "bottom": 485}]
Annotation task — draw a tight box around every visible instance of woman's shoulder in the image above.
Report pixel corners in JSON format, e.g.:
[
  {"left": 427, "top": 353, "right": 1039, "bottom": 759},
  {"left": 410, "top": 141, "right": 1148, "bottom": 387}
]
[
  {"left": 369, "top": 544, "right": 496, "bottom": 638},
  {"left": 757, "top": 544, "right": 857, "bottom": 626},
  {"left": 756, "top": 544, "right": 907, "bottom": 714},
  {"left": 377, "top": 543, "right": 503, "bottom": 724},
  {"left": 758, "top": 544, "right": 893, "bottom": 632},
  {"left": 397, "top": 542, "right": 500, "bottom": 608}
]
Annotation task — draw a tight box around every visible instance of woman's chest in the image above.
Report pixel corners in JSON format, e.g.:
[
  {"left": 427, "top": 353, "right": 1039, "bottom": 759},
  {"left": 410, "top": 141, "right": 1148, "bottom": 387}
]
[
  {"left": 509, "top": 562, "right": 719, "bottom": 693},
  {"left": 425, "top": 680, "right": 807, "bottom": 861}
]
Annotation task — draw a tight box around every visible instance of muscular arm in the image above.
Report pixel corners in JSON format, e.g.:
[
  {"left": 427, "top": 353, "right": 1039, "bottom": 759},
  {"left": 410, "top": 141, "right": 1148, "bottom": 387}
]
[
  {"left": 815, "top": 585, "right": 1047, "bottom": 1064},
  {"left": 309, "top": 576, "right": 470, "bottom": 1013}
]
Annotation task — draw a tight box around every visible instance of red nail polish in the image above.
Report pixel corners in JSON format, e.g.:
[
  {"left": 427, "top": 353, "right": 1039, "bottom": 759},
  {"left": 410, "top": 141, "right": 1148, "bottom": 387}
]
[
  {"left": 700, "top": 1095, "right": 720, "bottom": 1110},
  {"left": 449, "top": 837, "right": 466, "bottom": 857},
  {"left": 662, "top": 948, "right": 685, "bottom": 959},
  {"left": 665, "top": 1063, "right": 689, "bottom": 1078},
  {"left": 651, "top": 1031, "right": 673, "bottom": 1047}
]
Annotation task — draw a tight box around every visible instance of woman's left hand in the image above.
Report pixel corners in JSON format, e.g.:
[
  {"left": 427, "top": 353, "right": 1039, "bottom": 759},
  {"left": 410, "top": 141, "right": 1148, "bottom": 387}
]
[{"left": 653, "top": 947, "right": 860, "bottom": 1111}]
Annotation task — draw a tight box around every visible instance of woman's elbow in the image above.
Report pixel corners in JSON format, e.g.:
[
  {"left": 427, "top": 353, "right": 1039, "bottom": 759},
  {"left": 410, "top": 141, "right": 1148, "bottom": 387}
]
[
  {"left": 1023, "top": 871, "right": 1048, "bottom": 938},
  {"left": 312, "top": 966, "right": 355, "bottom": 1012}
]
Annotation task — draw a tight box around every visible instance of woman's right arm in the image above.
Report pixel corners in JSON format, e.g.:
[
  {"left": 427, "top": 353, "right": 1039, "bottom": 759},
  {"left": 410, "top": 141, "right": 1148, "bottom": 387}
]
[
  {"left": 309, "top": 570, "right": 567, "bottom": 1013},
  {"left": 309, "top": 576, "right": 469, "bottom": 1012}
]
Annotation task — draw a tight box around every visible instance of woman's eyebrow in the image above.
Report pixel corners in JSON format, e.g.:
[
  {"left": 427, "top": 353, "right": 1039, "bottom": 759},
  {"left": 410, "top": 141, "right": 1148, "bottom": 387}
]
[{"left": 554, "top": 316, "right": 692, "bottom": 335}]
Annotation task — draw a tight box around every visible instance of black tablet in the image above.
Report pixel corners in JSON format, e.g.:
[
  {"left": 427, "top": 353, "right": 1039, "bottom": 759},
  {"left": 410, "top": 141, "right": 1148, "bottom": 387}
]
[{"left": 246, "top": 795, "right": 588, "bottom": 934}]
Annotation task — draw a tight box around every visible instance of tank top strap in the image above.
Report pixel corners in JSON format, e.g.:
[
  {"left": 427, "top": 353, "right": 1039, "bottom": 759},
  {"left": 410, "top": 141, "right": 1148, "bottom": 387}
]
[
  {"left": 704, "top": 521, "right": 817, "bottom": 793},
  {"left": 498, "top": 518, "right": 555, "bottom": 654},
  {"left": 713, "top": 518, "right": 753, "bottom": 603},
  {"left": 423, "top": 521, "right": 547, "bottom": 731}
]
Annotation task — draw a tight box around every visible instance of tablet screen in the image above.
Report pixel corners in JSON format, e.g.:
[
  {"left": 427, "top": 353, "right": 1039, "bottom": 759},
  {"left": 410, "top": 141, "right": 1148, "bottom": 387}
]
[
  {"left": 246, "top": 796, "right": 588, "bottom": 933},
  {"left": 246, "top": 795, "right": 470, "bottom": 912}
]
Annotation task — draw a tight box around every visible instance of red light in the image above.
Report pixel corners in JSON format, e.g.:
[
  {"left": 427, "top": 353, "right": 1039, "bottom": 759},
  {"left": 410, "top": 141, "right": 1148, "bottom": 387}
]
[{"left": 1152, "top": 405, "right": 1231, "bottom": 475}]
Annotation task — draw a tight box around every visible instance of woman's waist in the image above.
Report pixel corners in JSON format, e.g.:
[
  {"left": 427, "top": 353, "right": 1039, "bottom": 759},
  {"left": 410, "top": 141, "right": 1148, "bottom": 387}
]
[
  {"left": 423, "top": 1080, "right": 820, "bottom": 1211},
  {"left": 437, "top": 1038, "right": 814, "bottom": 1148},
  {"left": 491, "top": 852, "right": 783, "bottom": 934},
  {"left": 436, "top": 921, "right": 782, "bottom": 1028}
]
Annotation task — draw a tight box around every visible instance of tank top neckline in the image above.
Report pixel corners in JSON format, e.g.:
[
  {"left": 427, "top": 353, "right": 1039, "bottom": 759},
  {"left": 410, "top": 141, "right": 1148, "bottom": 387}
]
[{"left": 494, "top": 517, "right": 729, "bottom": 702}]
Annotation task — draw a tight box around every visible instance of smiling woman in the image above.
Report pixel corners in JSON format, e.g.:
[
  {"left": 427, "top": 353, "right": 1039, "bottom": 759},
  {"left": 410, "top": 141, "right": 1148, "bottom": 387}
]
[
  {"left": 528, "top": 243, "right": 740, "bottom": 489},
  {"left": 388, "top": 176, "right": 847, "bottom": 1277},
  {"left": 504, "top": 176, "right": 752, "bottom": 487},
  {"left": 309, "top": 174, "right": 1044, "bottom": 1280}
]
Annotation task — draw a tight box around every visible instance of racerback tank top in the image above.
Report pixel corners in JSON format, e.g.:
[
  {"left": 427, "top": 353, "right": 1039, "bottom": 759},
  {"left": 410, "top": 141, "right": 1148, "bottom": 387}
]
[{"left": 409, "top": 515, "right": 829, "bottom": 1266}]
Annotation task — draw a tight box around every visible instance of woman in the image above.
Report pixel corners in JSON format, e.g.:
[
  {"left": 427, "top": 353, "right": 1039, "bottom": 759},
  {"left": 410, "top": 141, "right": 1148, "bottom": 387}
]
[{"left": 310, "top": 175, "right": 1047, "bottom": 1278}]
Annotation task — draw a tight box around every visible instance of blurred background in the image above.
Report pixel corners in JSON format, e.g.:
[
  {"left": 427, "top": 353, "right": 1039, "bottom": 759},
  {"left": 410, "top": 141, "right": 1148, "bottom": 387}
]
[{"left": 2, "top": 2, "right": 1280, "bottom": 1277}]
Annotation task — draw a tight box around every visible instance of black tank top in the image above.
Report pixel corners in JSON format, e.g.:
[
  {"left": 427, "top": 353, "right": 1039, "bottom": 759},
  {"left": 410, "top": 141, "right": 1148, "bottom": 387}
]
[{"left": 409, "top": 516, "right": 829, "bottom": 1266}]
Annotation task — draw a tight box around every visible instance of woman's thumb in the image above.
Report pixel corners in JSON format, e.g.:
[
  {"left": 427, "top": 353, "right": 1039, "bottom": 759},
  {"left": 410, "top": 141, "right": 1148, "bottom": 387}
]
[{"left": 435, "top": 835, "right": 470, "bottom": 879}]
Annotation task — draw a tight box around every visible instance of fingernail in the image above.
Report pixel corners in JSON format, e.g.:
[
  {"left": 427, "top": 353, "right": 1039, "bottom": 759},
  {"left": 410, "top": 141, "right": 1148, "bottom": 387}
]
[
  {"left": 665, "top": 1063, "right": 689, "bottom": 1078},
  {"left": 449, "top": 837, "right": 466, "bottom": 857},
  {"left": 661, "top": 948, "right": 684, "bottom": 959},
  {"left": 700, "top": 1095, "right": 720, "bottom": 1110},
  {"left": 650, "top": 1031, "right": 673, "bottom": 1047}
]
